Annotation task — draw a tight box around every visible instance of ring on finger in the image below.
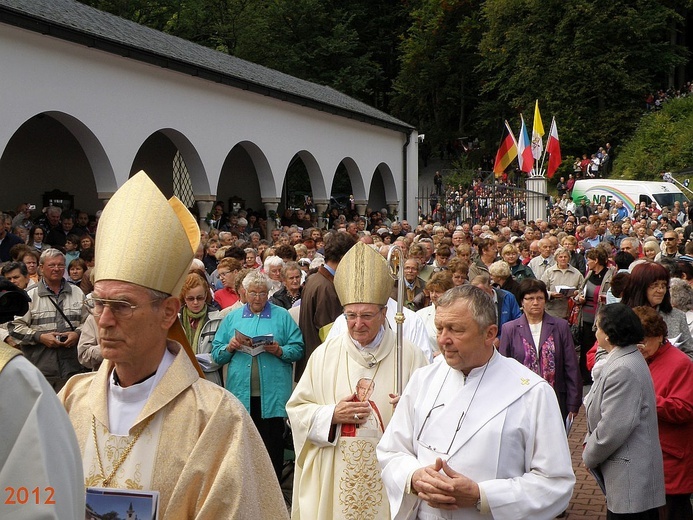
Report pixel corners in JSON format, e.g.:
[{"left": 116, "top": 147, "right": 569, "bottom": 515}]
[{"left": 354, "top": 414, "right": 359, "bottom": 420}]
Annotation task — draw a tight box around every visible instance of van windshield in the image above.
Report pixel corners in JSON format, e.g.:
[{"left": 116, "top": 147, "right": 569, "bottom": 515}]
[{"left": 653, "top": 193, "right": 688, "bottom": 208}]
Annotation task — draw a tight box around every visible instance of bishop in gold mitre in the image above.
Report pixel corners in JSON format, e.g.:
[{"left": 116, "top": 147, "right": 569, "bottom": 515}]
[
  {"left": 58, "top": 171, "right": 288, "bottom": 519},
  {"left": 287, "top": 241, "right": 428, "bottom": 520}
]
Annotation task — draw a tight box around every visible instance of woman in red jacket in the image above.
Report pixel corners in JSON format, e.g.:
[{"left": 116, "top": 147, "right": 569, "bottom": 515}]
[{"left": 633, "top": 306, "right": 693, "bottom": 520}]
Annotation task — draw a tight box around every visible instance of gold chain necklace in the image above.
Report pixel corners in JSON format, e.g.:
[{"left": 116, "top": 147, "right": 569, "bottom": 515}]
[{"left": 91, "top": 415, "right": 153, "bottom": 487}]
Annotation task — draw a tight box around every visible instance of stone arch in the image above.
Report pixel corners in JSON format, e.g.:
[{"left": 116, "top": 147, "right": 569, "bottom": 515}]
[
  {"left": 0, "top": 111, "right": 110, "bottom": 214},
  {"left": 374, "top": 162, "right": 398, "bottom": 203},
  {"left": 130, "top": 128, "right": 207, "bottom": 199},
  {"left": 291, "top": 150, "right": 327, "bottom": 201},
  {"left": 334, "top": 157, "right": 366, "bottom": 201},
  {"left": 367, "top": 162, "right": 398, "bottom": 215},
  {"left": 217, "top": 141, "right": 272, "bottom": 215}
]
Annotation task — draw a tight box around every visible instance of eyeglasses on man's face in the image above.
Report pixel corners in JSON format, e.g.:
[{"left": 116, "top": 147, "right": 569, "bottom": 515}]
[
  {"left": 84, "top": 297, "right": 159, "bottom": 319},
  {"left": 343, "top": 309, "right": 384, "bottom": 322}
]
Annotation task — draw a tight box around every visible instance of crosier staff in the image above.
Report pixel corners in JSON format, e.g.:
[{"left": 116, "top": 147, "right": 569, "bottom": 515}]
[{"left": 386, "top": 245, "right": 406, "bottom": 397}]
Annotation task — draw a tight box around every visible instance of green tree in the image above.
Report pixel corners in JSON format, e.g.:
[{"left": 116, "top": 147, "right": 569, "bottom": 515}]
[
  {"left": 614, "top": 96, "right": 693, "bottom": 179},
  {"left": 234, "top": 0, "right": 377, "bottom": 98},
  {"left": 392, "top": 0, "right": 483, "bottom": 146},
  {"left": 477, "top": 0, "right": 687, "bottom": 156}
]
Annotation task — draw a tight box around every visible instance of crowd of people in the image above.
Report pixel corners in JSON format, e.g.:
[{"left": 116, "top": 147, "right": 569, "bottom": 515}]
[
  {"left": 1, "top": 170, "right": 693, "bottom": 519},
  {"left": 428, "top": 143, "right": 614, "bottom": 227}
]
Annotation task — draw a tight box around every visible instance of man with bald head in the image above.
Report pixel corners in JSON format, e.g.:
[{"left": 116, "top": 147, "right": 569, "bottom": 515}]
[{"left": 452, "top": 230, "right": 466, "bottom": 248}]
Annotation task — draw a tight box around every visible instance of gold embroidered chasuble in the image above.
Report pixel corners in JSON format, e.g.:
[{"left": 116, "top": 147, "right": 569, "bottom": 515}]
[
  {"left": 287, "top": 328, "right": 428, "bottom": 520},
  {"left": 59, "top": 341, "right": 289, "bottom": 520}
]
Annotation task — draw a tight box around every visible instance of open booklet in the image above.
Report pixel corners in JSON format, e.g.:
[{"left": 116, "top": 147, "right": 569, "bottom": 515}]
[
  {"left": 86, "top": 487, "right": 159, "bottom": 520},
  {"left": 555, "top": 285, "right": 576, "bottom": 296},
  {"left": 235, "top": 330, "right": 274, "bottom": 356}
]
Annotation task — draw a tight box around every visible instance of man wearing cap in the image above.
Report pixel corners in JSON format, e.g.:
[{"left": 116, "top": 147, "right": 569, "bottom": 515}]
[
  {"left": 58, "top": 172, "right": 287, "bottom": 519},
  {"left": 287, "top": 242, "right": 428, "bottom": 519}
]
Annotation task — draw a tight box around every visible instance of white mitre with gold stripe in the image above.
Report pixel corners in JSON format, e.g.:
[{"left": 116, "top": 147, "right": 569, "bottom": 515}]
[
  {"left": 94, "top": 171, "right": 200, "bottom": 296},
  {"left": 334, "top": 242, "right": 393, "bottom": 306}
]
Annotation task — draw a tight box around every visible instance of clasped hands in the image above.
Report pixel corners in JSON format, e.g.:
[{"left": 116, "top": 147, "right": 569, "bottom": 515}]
[{"left": 411, "top": 457, "right": 480, "bottom": 511}]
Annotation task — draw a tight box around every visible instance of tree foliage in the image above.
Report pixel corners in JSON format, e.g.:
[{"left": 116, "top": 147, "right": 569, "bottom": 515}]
[
  {"left": 391, "top": 0, "right": 483, "bottom": 143},
  {"left": 613, "top": 96, "right": 693, "bottom": 179},
  {"left": 81, "top": 0, "right": 693, "bottom": 167},
  {"left": 474, "top": 0, "right": 687, "bottom": 156}
]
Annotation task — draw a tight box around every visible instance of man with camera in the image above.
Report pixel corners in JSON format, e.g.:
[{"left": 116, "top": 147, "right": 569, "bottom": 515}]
[{"left": 8, "top": 248, "right": 86, "bottom": 391}]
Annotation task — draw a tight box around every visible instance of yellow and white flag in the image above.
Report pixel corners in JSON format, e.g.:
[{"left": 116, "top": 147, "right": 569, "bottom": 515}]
[{"left": 531, "top": 100, "right": 545, "bottom": 160}]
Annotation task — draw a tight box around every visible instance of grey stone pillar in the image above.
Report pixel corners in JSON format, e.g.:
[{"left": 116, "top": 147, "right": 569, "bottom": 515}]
[
  {"left": 97, "top": 192, "right": 113, "bottom": 210},
  {"left": 196, "top": 198, "right": 215, "bottom": 232},
  {"left": 262, "top": 198, "right": 281, "bottom": 237},
  {"left": 525, "top": 176, "right": 548, "bottom": 223},
  {"left": 314, "top": 200, "right": 329, "bottom": 229},
  {"left": 387, "top": 201, "right": 399, "bottom": 222},
  {"left": 354, "top": 200, "right": 368, "bottom": 218}
]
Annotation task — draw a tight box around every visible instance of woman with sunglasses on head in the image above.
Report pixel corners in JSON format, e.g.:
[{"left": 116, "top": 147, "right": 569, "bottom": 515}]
[
  {"left": 178, "top": 272, "right": 224, "bottom": 386},
  {"left": 620, "top": 262, "right": 693, "bottom": 361}
]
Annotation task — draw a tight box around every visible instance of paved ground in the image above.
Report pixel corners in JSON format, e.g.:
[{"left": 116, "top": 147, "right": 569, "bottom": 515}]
[{"left": 566, "top": 402, "right": 607, "bottom": 519}]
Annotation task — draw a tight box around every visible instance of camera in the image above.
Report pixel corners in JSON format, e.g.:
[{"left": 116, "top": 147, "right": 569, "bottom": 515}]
[{"left": 57, "top": 334, "right": 68, "bottom": 342}]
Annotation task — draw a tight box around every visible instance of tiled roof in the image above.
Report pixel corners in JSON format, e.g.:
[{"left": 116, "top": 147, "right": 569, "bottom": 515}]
[{"left": 0, "top": 0, "right": 413, "bottom": 132}]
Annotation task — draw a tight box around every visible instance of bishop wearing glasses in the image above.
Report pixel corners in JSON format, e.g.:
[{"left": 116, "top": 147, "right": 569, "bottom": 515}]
[
  {"left": 58, "top": 172, "right": 288, "bottom": 519},
  {"left": 287, "top": 242, "right": 428, "bottom": 519},
  {"left": 376, "top": 285, "right": 575, "bottom": 519}
]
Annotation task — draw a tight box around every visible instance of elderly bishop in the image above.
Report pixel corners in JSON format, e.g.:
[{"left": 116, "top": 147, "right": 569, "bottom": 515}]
[{"left": 287, "top": 242, "right": 428, "bottom": 519}]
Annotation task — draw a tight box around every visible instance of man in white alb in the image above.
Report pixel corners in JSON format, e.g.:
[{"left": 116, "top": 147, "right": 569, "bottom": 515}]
[{"left": 377, "top": 285, "right": 575, "bottom": 519}]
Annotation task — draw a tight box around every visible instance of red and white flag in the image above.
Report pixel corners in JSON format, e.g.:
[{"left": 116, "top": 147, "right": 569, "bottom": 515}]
[{"left": 546, "top": 117, "right": 562, "bottom": 178}]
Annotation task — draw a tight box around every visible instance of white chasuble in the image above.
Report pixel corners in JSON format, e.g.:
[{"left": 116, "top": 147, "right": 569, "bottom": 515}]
[{"left": 287, "top": 329, "right": 428, "bottom": 520}]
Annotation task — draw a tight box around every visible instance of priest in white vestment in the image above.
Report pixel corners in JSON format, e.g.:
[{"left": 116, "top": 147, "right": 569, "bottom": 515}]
[
  {"left": 287, "top": 242, "right": 429, "bottom": 520},
  {"left": 58, "top": 172, "right": 288, "bottom": 519},
  {"left": 0, "top": 281, "right": 84, "bottom": 520},
  {"left": 377, "top": 285, "right": 575, "bottom": 520}
]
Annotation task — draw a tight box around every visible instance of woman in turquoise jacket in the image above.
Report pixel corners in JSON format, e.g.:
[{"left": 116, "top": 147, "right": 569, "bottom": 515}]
[{"left": 212, "top": 270, "right": 304, "bottom": 479}]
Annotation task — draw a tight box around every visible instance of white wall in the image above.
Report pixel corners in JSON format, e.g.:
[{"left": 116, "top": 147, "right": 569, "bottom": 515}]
[{"left": 0, "top": 23, "right": 416, "bottom": 220}]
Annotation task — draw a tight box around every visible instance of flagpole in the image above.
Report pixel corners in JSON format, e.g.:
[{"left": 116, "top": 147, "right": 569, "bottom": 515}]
[
  {"left": 538, "top": 118, "right": 553, "bottom": 176},
  {"left": 531, "top": 100, "right": 545, "bottom": 177}
]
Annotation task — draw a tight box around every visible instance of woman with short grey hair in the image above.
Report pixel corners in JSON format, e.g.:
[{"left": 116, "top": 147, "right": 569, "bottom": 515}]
[
  {"left": 212, "top": 267, "right": 304, "bottom": 479},
  {"left": 669, "top": 277, "right": 693, "bottom": 336}
]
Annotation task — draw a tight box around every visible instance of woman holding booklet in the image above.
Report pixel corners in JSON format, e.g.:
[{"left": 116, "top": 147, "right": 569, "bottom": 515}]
[
  {"left": 541, "top": 246, "right": 585, "bottom": 320},
  {"left": 212, "top": 270, "right": 304, "bottom": 480}
]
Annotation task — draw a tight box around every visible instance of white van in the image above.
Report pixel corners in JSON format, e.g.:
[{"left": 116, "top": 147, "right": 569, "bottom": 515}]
[{"left": 571, "top": 179, "right": 688, "bottom": 212}]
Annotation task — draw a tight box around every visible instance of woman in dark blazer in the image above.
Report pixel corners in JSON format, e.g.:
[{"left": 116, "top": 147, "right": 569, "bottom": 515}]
[
  {"left": 499, "top": 279, "right": 582, "bottom": 421},
  {"left": 583, "top": 303, "right": 665, "bottom": 519}
]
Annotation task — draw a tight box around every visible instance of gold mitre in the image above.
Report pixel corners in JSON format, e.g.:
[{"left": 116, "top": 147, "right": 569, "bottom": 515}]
[
  {"left": 94, "top": 171, "right": 200, "bottom": 296},
  {"left": 334, "top": 242, "right": 393, "bottom": 306}
]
